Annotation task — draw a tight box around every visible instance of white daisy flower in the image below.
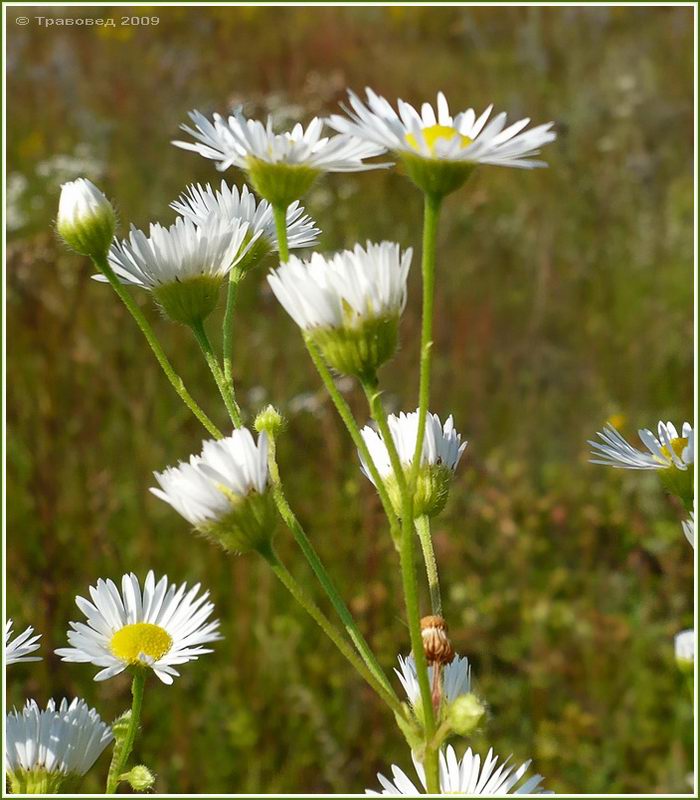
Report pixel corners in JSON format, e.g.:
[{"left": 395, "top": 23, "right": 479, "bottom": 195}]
[
  {"left": 682, "top": 512, "right": 695, "bottom": 548},
  {"left": 367, "top": 745, "right": 551, "bottom": 795},
  {"left": 675, "top": 629, "right": 695, "bottom": 664},
  {"left": 55, "top": 571, "right": 221, "bottom": 684},
  {"left": 328, "top": 89, "right": 555, "bottom": 195},
  {"left": 151, "top": 428, "right": 275, "bottom": 554},
  {"left": 5, "top": 619, "right": 42, "bottom": 665},
  {"left": 395, "top": 653, "right": 471, "bottom": 708},
  {"left": 96, "top": 215, "right": 258, "bottom": 324},
  {"left": 174, "top": 109, "right": 388, "bottom": 207},
  {"left": 589, "top": 421, "right": 694, "bottom": 470},
  {"left": 268, "top": 241, "right": 411, "bottom": 379},
  {"left": 5, "top": 698, "right": 113, "bottom": 793},
  {"left": 359, "top": 410, "right": 467, "bottom": 517},
  {"left": 171, "top": 180, "right": 320, "bottom": 254},
  {"left": 57, "top": 178, "right": 116, "bottom": 258}
]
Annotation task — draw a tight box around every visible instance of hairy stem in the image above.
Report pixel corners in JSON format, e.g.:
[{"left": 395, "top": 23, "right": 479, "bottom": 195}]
[
  {"left": 260, "top": 545, "right": 409, "bottom": 721},
  {"left": 189, "top": 318, "right": 243, "bottom": 428},
  {"left": 415, "top": 515, "right": 442, "bottom": 616},
  {"left": 92, "top": 256, "right": 222, "bottom": 439},
  {"left": 105, "top": 670, "right": 145, "bottom": 794}
]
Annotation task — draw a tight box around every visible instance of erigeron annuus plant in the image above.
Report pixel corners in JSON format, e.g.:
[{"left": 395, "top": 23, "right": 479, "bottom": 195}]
[{"left": 48, "top": 89, "right": 557, "bottom": 794}]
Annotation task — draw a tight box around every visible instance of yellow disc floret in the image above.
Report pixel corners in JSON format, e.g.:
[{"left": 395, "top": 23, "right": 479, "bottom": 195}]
[
  {"left": 405, "top": 124, "right": 472, "bottom": 154},
  {"left": 660, "top": 436, "right": 688, "bottom": 463},
  {"left": 110, "top": 622, "right": 172, "bottom": 664}
]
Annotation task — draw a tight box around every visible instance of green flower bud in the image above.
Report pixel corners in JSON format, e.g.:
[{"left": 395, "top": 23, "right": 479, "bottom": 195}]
[
  {"left": 254, "top": 405, "right": 286, "bottom": 437},
  {"left": 57, "top": 178, "right": 116, "bottom": 259},
  {"left": 120, "top": 765, "right": 156, "bottom": 792},
  {"left": 446, "top": 692, "right": 486, "bottom": 737}
]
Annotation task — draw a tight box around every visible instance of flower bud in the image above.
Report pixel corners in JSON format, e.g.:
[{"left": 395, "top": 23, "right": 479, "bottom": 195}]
[
  {"left": 57, "top": 178, "right": 116, "bottom": 259},
  {"left": 446, "top": 692, "right": 486, "bottom": 737},
  {"left": 421, "top": 615, "right": 454, "bottom": 665},
  {"left": 120, "top": 765, "right": 156, "bottom": 792},
  {"left": 254, "top": 405, "right": 286, "bottom": 438}
]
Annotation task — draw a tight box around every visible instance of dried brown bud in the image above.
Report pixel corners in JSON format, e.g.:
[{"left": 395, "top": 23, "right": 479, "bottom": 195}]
[{"left": 420, "top": 615, "right": 454, "bottom": 665}]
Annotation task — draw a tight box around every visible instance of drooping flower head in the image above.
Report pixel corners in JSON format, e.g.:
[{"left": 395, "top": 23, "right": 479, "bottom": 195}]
[
  {"left": 5, "top": 698, "right": 113, "bottom": 794},
  {"left": 268, "top": 241, "right": 412, "bottom": 380},
  {"left": 367, "top": 745, "right": 551, "bottom": 795},
  {"left": 171, "top": 180, "right": 320, "bottom": 269},
  {"left": 589, "top": 420, "right": 694, "bottom": 505},
  {"left": 55, "top": 571, "right": 221, "bottom": 684},
  {"left": 360, "top": 410, "right": 467, "bottom": 517},
  {"left": 5, "top": 619, "right": 42, "bottom": 665},
  {"left": 57, "top": 178, "right": 116, "bottom": 259},
  {"left": 152, "top": 428, "right": 275, "bottom": 554},
  {"left": 329, "top": 89, "right": 556, "bottom": 196},
  {"left": 174, "top": 109, "right": 388, "bottom": 207},
  {"left": 100, "top": 215, "right": 258, "bottom": 324}
]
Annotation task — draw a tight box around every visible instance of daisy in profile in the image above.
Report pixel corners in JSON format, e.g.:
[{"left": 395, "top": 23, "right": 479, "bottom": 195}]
[
  {"left": 367, "top": 745, "right": 551, "bottom": 795},
  {"left": 98, "top": 215, "right": 258, "bottom": 325},
  {"left": 359, "top": 410, "right": 467, "bottom": 517},
  {"left": 171, "top": 180, "right": 320, "bottom": 267},
  {"left": 329, "top": 89, "right": 556, "bottom": 195},
  {"left": 174, "top": 109, "right": 387, "bottom": 207},
  {"left": 55, "top": 571, "right": 221, "bottom": 684},
  {"left": 5, "top": 619, "right": 42, "bottom": 665},
  {"left": 268, "top": 241, "right": 412, "bottom": 380},
  {"left": 5, "top": 698, "right": 113, "bottom": 794},
  {"left": 152, "top": 428, "right": 275, "bottom": 554}
]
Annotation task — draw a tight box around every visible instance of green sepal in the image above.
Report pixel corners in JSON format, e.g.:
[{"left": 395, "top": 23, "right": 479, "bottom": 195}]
[
  {"left": 245, "top": 158, "right": 319, "bottom": 207},
  {"left": 199, "top": 490, "right": 277, "bottom": 555},
  {"left": 57, "top": 207, "right": 116, "bottom": 260},
  {"left": 659, "top": 465, "right": 694, "bottom": 512},
  {"left": 152, "top": 275, "right": 223, "bottom": 325},
  {"left": 399, "top": 152, "right": 476, "bottom": 198},
  {"left": 7, "top": 768, "right": 79, "bottom": 794}
]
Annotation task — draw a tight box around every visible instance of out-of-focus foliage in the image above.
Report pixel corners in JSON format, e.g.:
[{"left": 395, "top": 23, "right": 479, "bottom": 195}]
[{"left": 6, "top": 5, "right": 693, "bottom": 794}]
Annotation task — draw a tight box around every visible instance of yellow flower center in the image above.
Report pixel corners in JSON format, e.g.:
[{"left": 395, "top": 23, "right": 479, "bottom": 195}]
[
  {"left": 110, "top": 623, "right": 172, "bottom": 664},
  {"left": 405, "top": 124, "right": 472, "bottom": 154},
  {"left": 660, "top": 436, "right": 688, "bottom": 462}
]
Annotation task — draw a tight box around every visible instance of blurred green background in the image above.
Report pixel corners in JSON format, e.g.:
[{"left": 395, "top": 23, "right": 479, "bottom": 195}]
[{"left": 6, "top": 4, "right": 694, "bottom": 795}]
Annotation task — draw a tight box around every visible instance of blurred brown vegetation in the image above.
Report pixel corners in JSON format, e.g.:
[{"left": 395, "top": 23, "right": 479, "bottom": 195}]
[{"left": 6, "top": 5, "right": 694, "bottom": 794}]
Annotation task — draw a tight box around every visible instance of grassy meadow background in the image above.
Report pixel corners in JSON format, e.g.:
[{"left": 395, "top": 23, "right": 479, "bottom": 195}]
[{"left": 6, "top": 5, "right": 695, "bottom": 794}]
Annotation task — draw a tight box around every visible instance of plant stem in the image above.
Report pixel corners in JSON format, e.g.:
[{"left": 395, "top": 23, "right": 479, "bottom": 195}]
[
  {"left": 415, "top": 515, "right": 442, "bottom": 616},
  {"left": 92, "top": 256, "right": 222, "bottom": 439},
  {"left": 189, "top": 318, "right": 243, "bottom": 428},
  {"left": 222, "top": 263, "right": 245, "bottom": 394},
  {"left": 409, "top": 192, "right": 443, "bottom": 489},
  {"left": 363, "top": 381, "right": 439, "bottom": 792},
  {"left": 259, "top": 545, "right": 408, "bottom": 721},
  {"left": 105, "top": 669, "right": 146, "bottom": 794},
  {"left": 266, "top": 432, "right": 397, "bottom": 700},
  {"left": 273, "top": 205, "right": 290, "bottom": 262},
  {"left": 304, "top": 339, "right": 400, "bottom": 539}
]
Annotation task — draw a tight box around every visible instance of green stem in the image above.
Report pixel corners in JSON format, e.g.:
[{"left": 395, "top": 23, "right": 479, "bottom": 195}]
[
  {"left": 92, "top": 256, "right": 222, "bottom": 439},
  {"left": 223, "top": 263, "right": 245, "bottom": 391},
  {"left": 363, "top": 380, "right": 439, "bottom": 793},
  {"left": 266, "top": 432, "right": 398, "bottom": 702},
  {"left": 273, "top": 205, "right": 290, "bottom": 262},
  {"left": 189, "top": 318, "right": 243, "bottom": 428},
  {"left": 415, "top": 515, "right": 442, "bottom": 616},
  {"left": 409, "top": 192, "right": 443, "bottom": 489},
  {"left": 105, "top": 670, "right": 145, "bottom": 794},
  {"left": 304, "top": 339, "right": 400, "bottom": 539},
  {"left": 259, "top": 545, "right": 408, "bottom": 721}
]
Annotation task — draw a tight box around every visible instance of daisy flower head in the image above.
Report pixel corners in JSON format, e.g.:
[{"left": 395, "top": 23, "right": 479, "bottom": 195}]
[
  {"left": 329, "top": 89, "right": 556, "bottom": 197},
  {"left": 589, "top": 420, "right": 694, "bottom": 505},
  {"left": 268, "top": 241, "right": 412, "bottom": 380},
  {"left": 171, "top": 180, "right": 320, "bottom": 269},
  {"left": 5, "top": 698, "right": 113, "bottom": 794},
  {"left": 55, "top": 571, "right": 221, "bottom": 684},
  {"left": 152, "top": 428, "right": 275, "bottom": 555},
  {"left": 57, "top": 178, "right": 116, "bottom": 259},
  {"left": 174, "top": 108, "right": 388, "bottom": 207},
  {"left": 5, "top": 619, "right": 42, "bottom": 665},
  {"left": 367, "top": 745, "right": 551, "bottom": 795},
  {"left": 682, "top": 512, "right": 695, "bottom": 548},
  {"left": 359, "top": 410, "right": 467, "bottom": 517},
  {"left": 99, "top": 215, "right": 258, "bottom": 325}
]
